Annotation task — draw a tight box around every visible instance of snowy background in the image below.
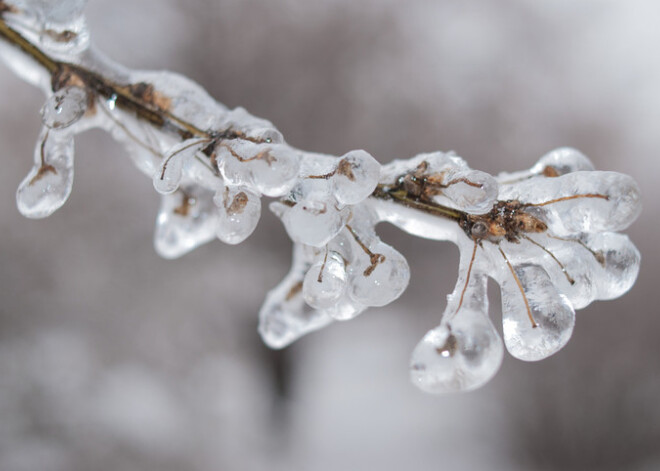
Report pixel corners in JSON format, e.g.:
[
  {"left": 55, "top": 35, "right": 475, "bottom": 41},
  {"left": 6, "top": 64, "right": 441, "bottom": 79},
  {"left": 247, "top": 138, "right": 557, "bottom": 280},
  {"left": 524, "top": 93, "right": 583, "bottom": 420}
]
[{"left": 1, "top": 0, "right": 659, "bottom": 470}]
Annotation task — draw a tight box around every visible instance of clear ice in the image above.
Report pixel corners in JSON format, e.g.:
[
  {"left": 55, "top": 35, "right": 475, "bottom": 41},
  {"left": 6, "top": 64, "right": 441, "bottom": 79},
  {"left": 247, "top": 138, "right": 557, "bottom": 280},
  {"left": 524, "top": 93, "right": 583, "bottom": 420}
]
[{"left": 0, "top": 0, "right": 643, "bottom": 393}]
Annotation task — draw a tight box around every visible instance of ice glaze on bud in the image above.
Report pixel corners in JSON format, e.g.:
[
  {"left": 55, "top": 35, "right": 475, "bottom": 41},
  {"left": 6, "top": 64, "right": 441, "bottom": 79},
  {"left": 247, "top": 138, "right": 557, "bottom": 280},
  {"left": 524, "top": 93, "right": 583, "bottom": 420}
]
[{"left": 16, "top": 128, "right": 74, "bottom": 218}]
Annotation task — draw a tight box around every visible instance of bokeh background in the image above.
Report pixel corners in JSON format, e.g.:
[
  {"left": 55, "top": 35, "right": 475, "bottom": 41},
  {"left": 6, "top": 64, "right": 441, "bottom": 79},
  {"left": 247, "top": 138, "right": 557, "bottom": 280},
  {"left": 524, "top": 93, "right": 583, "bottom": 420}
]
[{"left": 1, "top": 0, "right": 659, "bottom": 470}]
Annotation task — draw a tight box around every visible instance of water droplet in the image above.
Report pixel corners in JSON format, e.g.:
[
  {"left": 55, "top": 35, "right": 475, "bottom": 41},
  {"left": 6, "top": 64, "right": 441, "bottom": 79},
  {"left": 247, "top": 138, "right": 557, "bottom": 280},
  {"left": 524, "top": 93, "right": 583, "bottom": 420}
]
[{"left": 107, "top": 94, "right": 117, "bottom": 111}]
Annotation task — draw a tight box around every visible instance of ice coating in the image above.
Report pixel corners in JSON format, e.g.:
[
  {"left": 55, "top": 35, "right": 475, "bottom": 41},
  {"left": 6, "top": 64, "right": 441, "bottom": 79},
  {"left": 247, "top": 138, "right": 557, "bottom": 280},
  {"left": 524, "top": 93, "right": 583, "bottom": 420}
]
[
  {"left": 213, "top": 185, "right": 261, "bottom": 245},
  {"left": 154, "top": 187, "right": 218, "bottom": 259},
  {"left": 497, "top": 147, "right": 595, "bottom": 183},
  {"left": 378, "top": 151, "right": 498, "bottom": 213},
  {"left": 410, "top": 275, "right": 503, "bottom": 393},
  {"left": 0, "top": 0, "right": 644, "bottom": 393},
  {"left": 258, "top": 244, "right": 334, "bottom": 349},
  {"left": 153, "top": 138, "right": 209, "bottom": 195},
  {"left": 16, "top": 128, "right": 74, "bottom": 218},
  {"left": 499, "top": 263, "right": 575, "bottom": 361},
  {"left": 40, "top": 86, "right": 88, "bottom": 130},
  {"left": 302, "top": 251, "right": 347, "bottom": 310},
  {"left": 332, "top": 150, "right": 380, "bottom": 205}
]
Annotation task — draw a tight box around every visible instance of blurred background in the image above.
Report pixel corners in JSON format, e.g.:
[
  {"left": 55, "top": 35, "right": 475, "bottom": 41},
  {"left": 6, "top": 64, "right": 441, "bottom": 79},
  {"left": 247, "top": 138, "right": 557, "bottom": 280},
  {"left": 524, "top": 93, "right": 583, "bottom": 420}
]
[{"left": 1, "top": 0, "right": 659, "bottom": 470}]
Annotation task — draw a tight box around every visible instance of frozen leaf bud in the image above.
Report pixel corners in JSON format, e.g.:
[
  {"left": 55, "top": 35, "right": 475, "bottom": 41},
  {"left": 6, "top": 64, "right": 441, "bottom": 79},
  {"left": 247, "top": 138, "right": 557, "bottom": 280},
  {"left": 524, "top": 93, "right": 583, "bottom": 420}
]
[
  {"left": 213, "top": 185, "right": 261, "bottom": 245},
  {"left": 220, "top": 141, "right": 299, "bottom": 197},
  {"left": 274, "top": 191, "right": 350, "bottom": 247},
  {"left": 349, "top": 241, "right": 410, "bottom": 307},
  {"left": 410, "top": 309, "right": 503, "bottom": 393},
  {"left": 332, "top": 150, "right": 380, "bottom": 205},
  {"left": 41, "top": 86, "right": 88, "bottom": 130},
  {"left": 16, "top": 128, "right": 74, "bottom": 218},
  {"left": 440, "top": 169, "right": 498, "bottom": 214},
  {"left": 303, "top": 251, "right": 347, "bottom": 310}
]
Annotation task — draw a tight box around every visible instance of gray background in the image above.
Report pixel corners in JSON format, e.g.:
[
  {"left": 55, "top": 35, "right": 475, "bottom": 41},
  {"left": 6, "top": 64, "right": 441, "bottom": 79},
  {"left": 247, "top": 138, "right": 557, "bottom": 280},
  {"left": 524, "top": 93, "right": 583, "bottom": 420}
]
[{"left": 0, "top": 1, "right": 658, "bottom": 470}]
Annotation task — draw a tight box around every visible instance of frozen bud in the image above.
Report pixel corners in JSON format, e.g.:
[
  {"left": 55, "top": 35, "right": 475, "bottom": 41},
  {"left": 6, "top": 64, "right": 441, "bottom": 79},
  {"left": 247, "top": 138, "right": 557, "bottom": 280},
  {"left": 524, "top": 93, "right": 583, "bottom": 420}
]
[
  {"left": 213, "top": 185, "right": 261, "bottom": 244},
  {"left": 154, "top": 188, "right": 217, "bottom": 259},
  {"left": 153, "top": 138, "right": 208, "bottom": 195},
  {"left": 410, "top": 312, "right": 503, "bottom": 393},
  {"left": 532, "top": 147, "right": 595, "bottom": 177},
  {"left": 220, "top": 141, "right": 299, "bottom": 197},
  {"left": 303, "top": 251, "right": 347, "bottom": 310},
  {"left": 274, "top": 198, "right": 350, "bottom": 248},
  {"left": 332, "top": 150, "right": 380, "bottom": 205},
  {"left": 41, "top": 86, "right": 88, "bottom": 130},
  {"left": 441, "top": 169, "right": 498, "bottom": 214},
  {"left": 249, "top": 144, "right": 300, "bottom": 196},
  {"left": 500, "top": 263, "right": 575, "bottom": 361},
  {"left": 349, "top": 241, "right": 410, "bottom": 307},
  {"left": 410, "top": 274, "right": 503, "bottom": 393},
  {"left": 17, "top": 128, "right": 74, "bottom": 218}
]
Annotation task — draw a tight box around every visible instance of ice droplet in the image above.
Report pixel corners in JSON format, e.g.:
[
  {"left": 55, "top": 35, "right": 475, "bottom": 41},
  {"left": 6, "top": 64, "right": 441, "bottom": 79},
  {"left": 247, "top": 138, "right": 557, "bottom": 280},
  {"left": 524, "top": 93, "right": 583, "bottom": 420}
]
[
  {"left": 220, "top": 141, "right": 299, "bottom": 197},
  {"left": 441, "top": 169, "right": 498, "bottom": 213},
  {"left": 154, "top": 189, "right": 217, "bottom": 259},
  {"left": 258, "top": 245, "right": 333, "bottom": 348},
  {"left": 500, "top": 263, "right": 575, "bottom": 361},
  {"left": 349, "top": 241, "right": 410, "bottom": 307},
  {"left": 303, "top": 251, "right": 347, "bottom": 310},
  {"left": 410, "top": 271, "right": 503, "bottom": 393},
  {"left": 410, "top": 311, "right": 503, "bottom": 393},
  {"left": 276, "top": 198, "right": 350, "bottom": 248},
  {"left": 323, "top": 296, "right": 365, "bottom": 321},
  {"left": 41, "top": 86, "right": 88, "bottom": 130},
  {"left": 532, "top": 147, "right": 594, "bottom": 176},
  {"left": 213, "top": 185, "right": 261, "bottom": 244},
  {"left": 499, "top": 171, "right": 641, "bottom": 234},
  {"left": 332, "top": 150, "right": 380, "bottom": 205},
  {"left": 16, "top": 129, "right": 74, "bottom": 219},
  {"left": 153, "top": 138, "right": 208, "bottom": 195}
]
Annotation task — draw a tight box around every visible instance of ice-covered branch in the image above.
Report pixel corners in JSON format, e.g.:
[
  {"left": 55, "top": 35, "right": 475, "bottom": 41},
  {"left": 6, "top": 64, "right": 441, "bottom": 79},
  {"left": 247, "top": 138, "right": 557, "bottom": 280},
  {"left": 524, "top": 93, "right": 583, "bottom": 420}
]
[{"left": 0, "top": 0, "right": 642, "bottom": 393}]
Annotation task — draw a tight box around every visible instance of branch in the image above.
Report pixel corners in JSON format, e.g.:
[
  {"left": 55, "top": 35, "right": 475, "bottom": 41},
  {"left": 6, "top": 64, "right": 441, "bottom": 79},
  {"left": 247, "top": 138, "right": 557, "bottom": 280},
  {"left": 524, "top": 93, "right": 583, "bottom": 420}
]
[{"left": 0, "top": 1, "right": 642, "bottom": 394}]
